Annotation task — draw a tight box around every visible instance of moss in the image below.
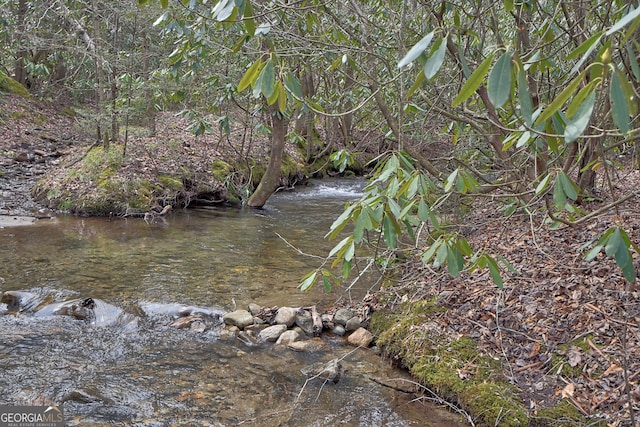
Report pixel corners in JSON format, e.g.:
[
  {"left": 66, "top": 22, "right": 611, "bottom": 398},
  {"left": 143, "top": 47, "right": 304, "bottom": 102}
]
[
  {"left": 158, "top": 174, "right": 184, "bottom": 191},
  {"left": 0, "top": 72, "right": 31, "bottom": 98},
  {"left": 532, "top": 400, "right": 602, "bottom": 426},
  {"left": 211, "top": 159, "right": 233, "bottom": 181},
  {"left": 551, "top": 335, "right": 594, "bottom": 378},
  {"left": 281, "top": 153, "right": 304, "bottom": 178},
  {"left": 372, "top": 299, "right": 528, "bottom": 426}
]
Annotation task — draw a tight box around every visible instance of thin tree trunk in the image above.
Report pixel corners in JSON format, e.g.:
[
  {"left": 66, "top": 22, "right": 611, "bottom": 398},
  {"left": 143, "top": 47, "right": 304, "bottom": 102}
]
[
  {"left": 14, "top": 0, "right": 28, "bottom": 86},
  {"left": 247, "top": 109, "right": 288, "bottom": 208},
  {"left": 142, "top": 30, "right": 156, "bottom": 137},
  {"left": 110, "top": 13, "right": 119, "bottom": 143}
]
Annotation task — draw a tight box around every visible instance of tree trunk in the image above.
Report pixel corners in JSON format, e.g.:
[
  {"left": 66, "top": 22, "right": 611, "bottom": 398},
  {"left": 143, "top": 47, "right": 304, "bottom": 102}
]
[
  {"left": 142, "top": 30, "right": 156, "bottom": 137},
  {"left": 247, "top": 110, "right": 288, "bottom": 208},
  {"left": 14, "top": 0, "right": 28, "bottom": 86}
]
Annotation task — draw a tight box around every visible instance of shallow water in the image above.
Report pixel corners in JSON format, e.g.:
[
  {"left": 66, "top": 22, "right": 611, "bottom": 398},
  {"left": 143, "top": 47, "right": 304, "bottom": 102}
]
[{"left": 0, "top": 179, "right": 465, "bottom": 426}]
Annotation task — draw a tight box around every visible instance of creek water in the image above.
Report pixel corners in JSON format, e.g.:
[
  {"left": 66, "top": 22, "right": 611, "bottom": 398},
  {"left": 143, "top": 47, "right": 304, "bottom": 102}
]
[{"left": 0, "top": 179, "right": 465, "bottom": 426}]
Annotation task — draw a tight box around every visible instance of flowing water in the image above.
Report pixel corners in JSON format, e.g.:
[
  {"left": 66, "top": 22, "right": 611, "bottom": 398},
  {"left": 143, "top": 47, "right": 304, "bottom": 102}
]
[{"left": 0, "top": 179, "right": 465, "bottom": 426}]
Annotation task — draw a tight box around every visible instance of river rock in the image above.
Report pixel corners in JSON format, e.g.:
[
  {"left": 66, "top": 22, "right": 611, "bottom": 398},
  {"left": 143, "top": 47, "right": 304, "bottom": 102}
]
[
  {"left": 345, "top": 316, "right": 362, "bottom": 331},
  {"left": 334, "top": 308, "right": 354, "bottom": 326},
  {"left": 259, "top": 324, "right": 288, "bottom": 342},
  {"left": 301, "top": 358, "right": 344, "bottom": 384},
  {"left": 276, "top": 329, "right": 300, "bottom": 345},
  {"left": 248, "top": 303, "right": 262, "bottom": 316},
  {"left": 287, "top": 337, "right": 327, "bottom": 352},
  {"left": 330, "top": 324, "right": 346, "bottom": 336},
  {"left": 347, "top": 327, "right": 374, "bottom": 347},
  {"left": 222, "top": 310, "right": 254, "bottom": 328},
  {"left": 274, "top": 306, "right": 297, "bottom": 327},
  {"left": 295, "top": 311, "right": 315, "bottom": 336}
]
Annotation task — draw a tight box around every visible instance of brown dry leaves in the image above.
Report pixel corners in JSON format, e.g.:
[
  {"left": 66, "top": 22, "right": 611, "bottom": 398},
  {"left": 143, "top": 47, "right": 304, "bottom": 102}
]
[{"left": 392, "top": 165, "right": 640, "bottom": 423}]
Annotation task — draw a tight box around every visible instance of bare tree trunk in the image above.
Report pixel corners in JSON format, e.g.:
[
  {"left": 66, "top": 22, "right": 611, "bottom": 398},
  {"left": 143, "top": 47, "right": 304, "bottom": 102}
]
[
  {"left": 247, "top": 109, "right": 288, "bottom": 208},
  {"left": 142, "top": 30, "right": 156, "bottom": 137},
  {"left": 14, "top": 0, "right": 28, "bottom": 86},
  {"left": 110, "top": 13, "right": 119, "bottom": 143}
]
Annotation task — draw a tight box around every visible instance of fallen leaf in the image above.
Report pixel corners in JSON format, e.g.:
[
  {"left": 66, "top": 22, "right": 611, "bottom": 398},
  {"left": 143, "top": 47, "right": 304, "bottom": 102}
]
[{"left": 561, "top": 383, "right": 575, "bottom": 399}]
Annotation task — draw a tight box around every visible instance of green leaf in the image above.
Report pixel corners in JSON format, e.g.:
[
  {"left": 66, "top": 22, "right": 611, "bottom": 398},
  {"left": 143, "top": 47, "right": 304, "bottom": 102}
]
[
  {"left": 558, "top": 171, "right": 578, "bottom": 200},
  {"left": 606, "top": 5, "right": 640, "bottom": 35},
  {"left": 159, "top": 0, "right": 168, "bottom": 8},
  {"left": 535, "top": 72, "right": 584, "bottom": 125},
  {"left": 447, "top": 247, "right": 464, "bottom": 277},
  {"left": 535, "top": 174, "right": 551, "bottom": 195},
  {"left": 398, "top": 31, "right": 435, "bottom": 68},
  {"left": 452, "top": 53, "right": 494, "bottom": 107},
  {"left": 325, "top": 203, "right": 356, "bottom": 240},
  {"left": 276, "top": 81, "right": 286, "bottom": 113},
  {"left": 243, "top": 0, "right": 255, "bottom": 36},
  {"left": 424, "top": 38, "right": 447, "bottom": 79},
  {"left": 486, "top": 255, "right": 504, "bottom": 288},
  {"left": 626, "top": 42, "right": 640, "bottom": 81},
  {"left": 553, "top": 175, "right": 567, "bottom": 209},
  {"left": 488, "top": 51, "right": 512, "bottom": 108},
  {"left": 407, "top": 70, "right": 426, "bottom": 98},
  {"left": 584, "top": 243, "right": 604, "bottom": 261},
  {"left": 212, "top": 0, "right": 236, "bottom": 21},
  {"left": 517, "top": 67, "right": 534, "bottom": 126},
  {"left": 284, "top": 72, "right": 303, "bottom": 99},
  {"left": 417, "top": 198, "right": 431, "bottom": 222},
  {"left": 566, "top": 79, "right": 600, "bottom": 118},
  {"left": 564, "top": 91, "right": 596, "bottom": 144},
  {"left": 260, "top": 60, "right": 276, "bottom": 99},
  {"left": 299, "top": 271, "right": 317, "bottom": 291},
  {"left": 605, "top": 228, "right": 623, "bottom": 257},
  {"left": 328, "top": 235, "right": 352, "bottom": 258},
  {"left": 610, "top": 69, "right": 630, "bottom": 134},
  {"left": 444, "top": 169, "right": 458, "bottom": 192},
  {"left": 383, "top": 215, "right": 398, "bottom": 249},
  {"left": 238, "top": 59, "right": 263, "bottom": 93},
  {"left": 568, "top": 33, "right": 602, "bottom": 76},
  {"left": 503, "top": 0, "right": 514, "bottom": 12}
]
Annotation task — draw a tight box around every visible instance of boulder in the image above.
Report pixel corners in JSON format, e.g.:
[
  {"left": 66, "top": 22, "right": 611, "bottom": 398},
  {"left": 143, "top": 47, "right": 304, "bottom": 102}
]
[
  {"left": 274, "top": 306, "right": 297, "bottom": 327},
  {"left": 333, "top": 308, "right": 354, "bottom": 326},
  {"left": 276, "top": 330, "right": 300, "bottom": 345},
  {"left": 347, "top": 327, "right": 374, "bottom": 348},
  {"left": 222, "top": 310, "right": 254, "bottom": 328},
  {"left": 259, "top": 324, "right": 288, "bottom": 342}
]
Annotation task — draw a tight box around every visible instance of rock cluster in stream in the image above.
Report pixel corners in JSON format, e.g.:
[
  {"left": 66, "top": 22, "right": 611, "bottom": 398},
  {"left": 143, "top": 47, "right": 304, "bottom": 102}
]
[{"left": 220, "top": 303, "right": 375, "bottom": 351}]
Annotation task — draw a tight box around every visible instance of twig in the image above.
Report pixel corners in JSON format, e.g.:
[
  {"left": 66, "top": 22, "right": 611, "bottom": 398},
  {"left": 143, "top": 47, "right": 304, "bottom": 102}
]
[{"left": 371, "top": 377, "right": 475, "bottom": 426}]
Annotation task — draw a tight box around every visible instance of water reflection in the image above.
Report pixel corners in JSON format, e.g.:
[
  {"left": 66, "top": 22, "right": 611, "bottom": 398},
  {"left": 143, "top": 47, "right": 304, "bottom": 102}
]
[{"left": 0, "top": 179, "right": 465, "bottom": 426}]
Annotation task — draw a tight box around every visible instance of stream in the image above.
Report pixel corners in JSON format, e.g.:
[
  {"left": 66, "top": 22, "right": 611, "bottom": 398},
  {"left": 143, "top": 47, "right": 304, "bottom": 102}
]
[{"left": 0, "top": 178, "right": 465, "bottom": 426}]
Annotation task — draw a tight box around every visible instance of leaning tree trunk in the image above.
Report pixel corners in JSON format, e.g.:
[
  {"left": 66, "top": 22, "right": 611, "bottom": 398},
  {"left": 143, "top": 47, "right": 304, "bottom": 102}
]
[{"left": 247, "top": 110, "right": 288, "bottom": 208}]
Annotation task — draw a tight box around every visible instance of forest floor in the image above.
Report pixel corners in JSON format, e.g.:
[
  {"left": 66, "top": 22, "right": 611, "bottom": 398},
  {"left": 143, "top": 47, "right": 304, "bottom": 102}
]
[{"left": 2, "top": 93, "right": 640, "bottom": 425}]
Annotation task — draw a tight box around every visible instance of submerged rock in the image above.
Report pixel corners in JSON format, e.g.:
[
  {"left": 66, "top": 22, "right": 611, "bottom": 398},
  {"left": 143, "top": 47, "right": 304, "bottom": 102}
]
[
  {"left": 301, "top": 358, "right": 344, "bottom": 384},
  {"left": 287, "top": 337, "right": 327, "bottom": 352}
]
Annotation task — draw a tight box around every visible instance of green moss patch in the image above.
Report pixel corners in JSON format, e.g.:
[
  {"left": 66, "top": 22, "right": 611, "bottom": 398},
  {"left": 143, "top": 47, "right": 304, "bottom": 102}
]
[
  {"left": 0, "top": 71, "right": 31, "bottom": 98},
  {"left": 371, "top": 299, "right": 527, "bottom": 426}
]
